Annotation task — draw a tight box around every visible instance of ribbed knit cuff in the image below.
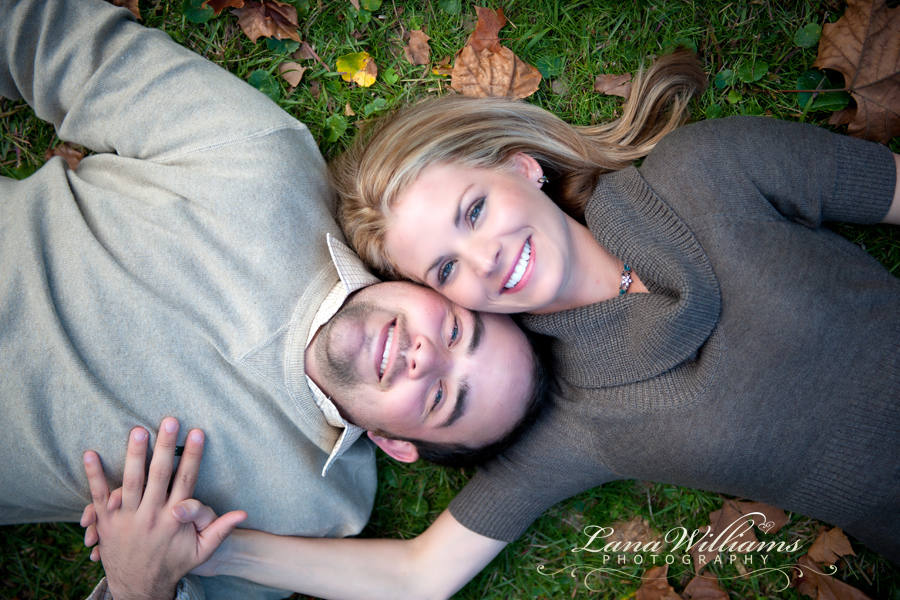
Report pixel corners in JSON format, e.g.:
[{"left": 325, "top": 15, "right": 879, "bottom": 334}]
[{"left": 827, "top": 134, "right": 896, "bottom": 224}]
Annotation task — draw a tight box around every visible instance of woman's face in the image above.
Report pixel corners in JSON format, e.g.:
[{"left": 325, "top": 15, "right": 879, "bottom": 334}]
[{"left": 384, "top": 153, "right": 575, "bottom": 314}]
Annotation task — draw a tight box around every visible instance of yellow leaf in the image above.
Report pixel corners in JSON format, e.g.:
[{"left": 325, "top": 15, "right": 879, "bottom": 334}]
[{"left": 336, "top": 52, "right": 378, "bottom": 87}]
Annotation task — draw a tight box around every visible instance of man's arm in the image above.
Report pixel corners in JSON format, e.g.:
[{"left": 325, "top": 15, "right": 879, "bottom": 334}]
[{"left": 880, "top": 153, "right": 900, "bottom": 225}]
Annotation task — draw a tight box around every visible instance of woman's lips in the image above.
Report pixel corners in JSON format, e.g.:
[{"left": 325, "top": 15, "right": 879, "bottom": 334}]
[{"left": 501, "top": 237, "right": 533, "bottom": 294}]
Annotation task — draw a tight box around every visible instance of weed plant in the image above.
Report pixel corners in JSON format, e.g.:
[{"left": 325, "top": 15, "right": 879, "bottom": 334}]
[{"left": 1, "top": 1, "right": 899, "bottom": 598}]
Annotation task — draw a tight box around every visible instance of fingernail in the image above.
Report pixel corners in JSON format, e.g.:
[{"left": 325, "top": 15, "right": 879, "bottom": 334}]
[
  {"left": 83, "top": 453, "right": 95, "bottom": 464},
  {"left": 164, "top": 420, "right": 178, "bottom": 433},
  {"left": 133, "top": 429, "right": 147, "bottom": 442},
  {"left": 173, "top": 505, "right": 187, "bottom": 519},
  {"left": 190, "top": 430, "right": 203, "bottom": 443}
]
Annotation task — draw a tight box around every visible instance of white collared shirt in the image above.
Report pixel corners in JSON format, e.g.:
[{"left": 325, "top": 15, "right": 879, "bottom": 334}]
[{"left": 306, "top": 234, "right": 382, "bottom": 475}]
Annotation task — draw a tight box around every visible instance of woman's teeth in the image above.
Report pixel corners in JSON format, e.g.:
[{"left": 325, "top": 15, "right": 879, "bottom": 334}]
[
  {"left": 504, "top": 239, "right": 531, "bottom": 289},
  {"left": 379, "top": 324, "right": 395, "bottom": 378}
]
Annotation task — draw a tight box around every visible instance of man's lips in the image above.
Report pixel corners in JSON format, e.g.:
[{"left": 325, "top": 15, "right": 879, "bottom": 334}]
[
  {"left": 501, "top": 237, "right": 533, "bottom": 294},
  {"left": 377, "top": 319, "right": 397, "bottom": 381}
]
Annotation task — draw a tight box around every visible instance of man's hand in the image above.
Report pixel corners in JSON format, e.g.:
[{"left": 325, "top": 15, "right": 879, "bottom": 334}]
[{"left": 82, "top": 418, "right": 247, "bottom": 600}]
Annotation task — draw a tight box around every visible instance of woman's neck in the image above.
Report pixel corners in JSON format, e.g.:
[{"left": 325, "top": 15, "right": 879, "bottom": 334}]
[{"left": 531, "top": 217, "right": 647, "bottom": 314}]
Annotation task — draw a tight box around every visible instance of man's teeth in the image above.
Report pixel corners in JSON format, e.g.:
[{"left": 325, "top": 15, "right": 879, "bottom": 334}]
[
  {"left": 504, "top": 239, "right": 531, "bottom": 289},
  {"left": 379, "top": 324, "right": 395, "bottom": 378}
]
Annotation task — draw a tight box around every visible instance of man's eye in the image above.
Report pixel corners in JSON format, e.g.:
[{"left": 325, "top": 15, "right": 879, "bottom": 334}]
[
  {"left": 438, "top": 261, "right": 455, "bottom": 285},
  {"left": 467, "top": 198, "right": 484, "bottom": 226},
  {"left": 450, "top": 320, "right": 459, "bottom": 344},
  {"left": 434, "top": 384, "right": 443, "bottom": 407}
]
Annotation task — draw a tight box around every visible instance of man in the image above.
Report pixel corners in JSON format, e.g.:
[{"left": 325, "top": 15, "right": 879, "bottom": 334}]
[{"left": 0, "top": 0, "right": 540, "bottom": 598}]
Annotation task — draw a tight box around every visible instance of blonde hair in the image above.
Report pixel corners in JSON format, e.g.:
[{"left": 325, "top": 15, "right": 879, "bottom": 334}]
[{"left": 330, "top": 49, "right": 707, "bottom": 279}]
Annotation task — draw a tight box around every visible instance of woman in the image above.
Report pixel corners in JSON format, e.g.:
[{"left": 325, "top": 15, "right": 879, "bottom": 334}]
[{"left": 328, "top": 48, "right": 900, "bottom": 565}]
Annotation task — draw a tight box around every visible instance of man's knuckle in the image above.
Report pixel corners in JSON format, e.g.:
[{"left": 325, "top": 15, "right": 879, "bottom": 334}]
[
  {"left": 148, "top": 464, "right": 172, "bottom": 482},
  {"left": 122, "top": 473, "right": 144, "bottom": 489}
]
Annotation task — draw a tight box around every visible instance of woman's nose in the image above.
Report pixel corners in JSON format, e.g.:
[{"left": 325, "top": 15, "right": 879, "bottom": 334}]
[{"left": 466, "top": 238, "right": 501, "bottom": 278}]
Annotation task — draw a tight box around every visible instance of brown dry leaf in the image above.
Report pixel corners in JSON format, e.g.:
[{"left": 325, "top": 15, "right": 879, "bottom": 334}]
[
  {"left": 347, "top": 0, "right": 359, "bottom": 9},
  {"left": 551, "top": 78, "right": 570, "bottom": 96},
  {"left": 808, "top": 528, "right": 857, "bottom": 566},
  {"left": 812, "top": 0, "right": 900, "bottom": 142},
  {"left": 203, "top": 0, "right": 244, "bottom": 14},
  {"left": 451, "top": 45, "right": 541, "bottom": 99},
  {"left": 730, "top": 501, "right": 789, "bottom": 535},
  {"left": 404, "top": 29, "right": 431, "bottom": 65},
  {"left": 277, "top": 61, "right": 306, "bottom": 87},
  {"left": 707, "top": 500, "right": 758, "bottom": 553},
  {"left": 690, "top": 525, "right": 717, "bottom": 574},
  {"left": 606, "top": 517, "right": 662, "bottom": 548},
  {"left": 233, "top": 0, "right": 301, "bottom": 43},
  {"left": 309, "top": 80, "right": 321, "bottom": 100},
  {"left": 109, "top": 0, "right": 141, "bottom": 20},
  {"left": 791, "top": 554, "right": 873, "bottom": 599},
  {"left": 594, "top": 72, "right": 633, "bottom": 99},
  {"left": 468, "top": 6, "right": 506, "bottom": 53},
  {"left": 344, "top": 102, "right": 355, "bottom": 116},
  {"left": 44, "top": 142, "right": 85, "bottom": 171},
  {"left": 682, "top": 575, "right": 729, "bottom": 600},
  {"left": 635, "top": 565, "right": 681, "bottom": 600},
  {"left": 293, "top": 42, "right": 317, "bottom": 61}
]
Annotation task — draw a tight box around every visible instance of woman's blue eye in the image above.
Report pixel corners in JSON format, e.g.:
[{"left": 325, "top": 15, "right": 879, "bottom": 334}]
[
  {"left": 467, "top": 198, "right": 484, "bottom": 226},
  {"left": 438, "top": 261, "right": 454, "bottom": 285}
]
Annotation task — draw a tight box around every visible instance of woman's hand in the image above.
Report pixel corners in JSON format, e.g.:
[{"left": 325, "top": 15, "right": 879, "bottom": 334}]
[{"left": 81, "top": 418, "right": 247, "bottom": 600}]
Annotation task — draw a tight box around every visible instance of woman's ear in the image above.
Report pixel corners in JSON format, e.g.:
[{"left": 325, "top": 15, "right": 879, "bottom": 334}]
[
  {"left": 368, "top": 431, "right": 420, "bottom": 463},
  {"left": 511, "top": 153, "right": 543, "bottom": 187}
]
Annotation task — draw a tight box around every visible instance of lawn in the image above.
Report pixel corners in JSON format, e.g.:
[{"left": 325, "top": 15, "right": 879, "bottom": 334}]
[{"left": 1, "top": 0, "right": 899, "bottom": 598}]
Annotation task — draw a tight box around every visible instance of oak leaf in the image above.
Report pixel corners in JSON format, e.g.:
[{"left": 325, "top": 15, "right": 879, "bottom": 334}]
[
  {"left": 467, "top": 6, "right": 506, "bottom": 53},
  {"left": 203, "top": 0, "right": 244, "bottom": 14},
  {"left": 791, "top": 554, "right": 873, "bottom": 600},
  {"left": 277, "top": 61, "right": 306, "bottom": 87},
  {"left": 808, "top": 528, "right": 857, "bottom": 566},
  {"left": 44, "top": 142, "right": 85, "bottom": 171},
  {"left": 233, "top": 0, "right": 301, "bottom": 43},
  {"left": 594, "top": 72, "right": 633, "bottom": 99},
  {"left": 635, "top": 565, "right": 681, "bottom": 600},
  {"left": 812, "top": 0, "right": 900, "bottom": 143},
  {"left": 707, "top": 501, "right": 758, "bottom": 553},
  {"left": 109, "top": 0, "right": 140, "bottom": 20},
  {"left": 682, "top": 575, "right": 729, "bottom": 600},
  {"left": 605, "top": 517, "right": 662, "bottom": 549},
  {"left": 404, "top": 29, "right": 431, "bottom": 65},
  {"left": 451, "top": 45, "right": 540, "bottom": 99}
]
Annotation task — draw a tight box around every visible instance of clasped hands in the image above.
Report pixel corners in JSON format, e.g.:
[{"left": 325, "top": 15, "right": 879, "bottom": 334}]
[{"left": 81, "top": 418, "right": 246, "bottom": 600}]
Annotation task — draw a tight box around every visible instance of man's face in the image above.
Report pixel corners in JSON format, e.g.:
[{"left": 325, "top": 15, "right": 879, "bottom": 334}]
[{"left": 305, "top": 281, "right": 534, "bottom": 449}]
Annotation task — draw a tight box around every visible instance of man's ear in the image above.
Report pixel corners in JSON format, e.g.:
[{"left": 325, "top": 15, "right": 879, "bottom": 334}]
[
  {"left": 367, "top": 432, "right": 419, "bottom": 463},
  {"left": 511, "top": 152, "right": 543, "bottom": 187}
]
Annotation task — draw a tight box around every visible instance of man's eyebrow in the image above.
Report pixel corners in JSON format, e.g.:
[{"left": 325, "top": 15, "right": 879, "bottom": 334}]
[
  {"left": 439, "top": 378, "right": 468, "bottom": 428},
  {"left": 468, "top": 311, "right": 484, "bottom": 355}
]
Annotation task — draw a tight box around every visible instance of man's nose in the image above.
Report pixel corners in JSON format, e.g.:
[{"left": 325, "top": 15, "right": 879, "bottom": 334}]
[
  {"left": 465, "top": 238, "right": 501, "bottom": 278},
  {"left": 405, "top": 335, "right": 449, "bottom": 380}
]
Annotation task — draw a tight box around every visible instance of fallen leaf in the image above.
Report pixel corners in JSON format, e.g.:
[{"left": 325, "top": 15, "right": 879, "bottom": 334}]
[
  {"left": 451, "top": 45, "right": 541, "bottom": 99},
  {"left": 467, "top": 6, "right": 506, "bottom": 53},
  {"left": 309, "top": 80, "right": 321, "bottom": 99},
  {"left": 812, "top": 0, "right": 900, "bottom": 142},
  {"left": 344, "top": 102, "right": 356, "bottom": 116},
  {"left": 203, "top": 0, "right": 244, "bottom": 14},
  {"left": 791, "top": 554, "right": 873, "bottom": 599},
  {"left": 404, "top": 29, "right": 431, "bottom": 65},
  {"left": 337, "top": 51, "right": 378, "bottom": 87},
  {"left": 277, "top": 61, "right": 307, "bottom": 86},
  {"left": 808, "top": 528, "right": 857, "bottom": 566},
  {"left": 690, "top": 525, "right": 717, "bottom": 574},
  {"left": 551, "top": 78, "right": 570, "bottom": 96},
  {"left": 635, "top": 565, "right": 681, "bottom": 600},
  {"left": 707, "top": 501, "right": 758, "bottom": 552},
  {"left": 109, "top": 0, "right": 141, "bottom": 20},
  {"left": 594, "top": 72, "right": 633, "bottom": 99},
  {"left": 348, "top": 0, "right": 359, "bottom": 9},
  {"left": 233, "top": 0, "right": 301, "bottom": 43},
  {"left": 730, "top": 501, "right": 789, "bottom": 535},
  {"left": 605, "top": 517, "right": 662, "bottom": 548},
  {"left": 44, "top": 142, "right": 85, "bottom": 171},
  {"left": 682, "top": 575, "right": 729, "bottom": 600}
]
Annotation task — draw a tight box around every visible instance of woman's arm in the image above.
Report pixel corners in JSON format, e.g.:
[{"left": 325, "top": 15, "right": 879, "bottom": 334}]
[
  {"left": 879, "top": 153, "right": 900, "bottom": 225},
  {"left": 210, "top": 509, "right": 506, "bottom": 600}
]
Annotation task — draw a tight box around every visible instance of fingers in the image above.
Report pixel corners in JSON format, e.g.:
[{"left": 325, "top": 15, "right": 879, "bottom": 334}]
[
  {"left": 80, "top": 503, "right": 96, "bottom": 528},
  {"left": 120, "top": 426, "right": 150, "bottom": 512},
  {"left": 197, "top": 510, "right": 248, "bottom": 563},
  {"left": 172, "top": 498, "right": 218, "bottom": 531},
  {"left": 83, "top": 451, "right": 110, "bottom": 517},
  {"left": 90, "top": 546, "right": 100, "bottom": 562},
  {"left": 107, "top": 487, "right": 123, "bottom": 512},
  {"left": 84, "top": 523, "right": 98, "bottom": 547},
  {"left": 143, "top": 418, "right": 180, "bottom": 507},
  {"left": 169, "top": 428, "right": 204, "bottom": 502}
]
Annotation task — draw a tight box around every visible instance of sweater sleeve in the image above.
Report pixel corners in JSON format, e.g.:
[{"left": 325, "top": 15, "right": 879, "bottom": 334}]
[
  {"left": 449, "top": 403, "right": 616, "bottom": 542},
  {"left": 639, "top": 116, "right": 897, "bottom": 228}
]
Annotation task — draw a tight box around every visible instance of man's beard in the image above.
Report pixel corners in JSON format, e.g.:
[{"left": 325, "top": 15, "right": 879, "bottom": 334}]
[{"left": 314, "top": 298, "right": 411, "bottom": 395}]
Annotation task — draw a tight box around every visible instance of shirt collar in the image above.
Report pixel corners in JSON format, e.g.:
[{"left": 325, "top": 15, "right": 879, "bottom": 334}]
[{"left": 306, "top": 234, "right": 382, "bottom": 476}]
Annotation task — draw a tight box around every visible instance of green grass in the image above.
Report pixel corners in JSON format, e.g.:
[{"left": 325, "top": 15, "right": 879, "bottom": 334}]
[{"left": 2, "top": 0, "right": 899, "bottom": 598}]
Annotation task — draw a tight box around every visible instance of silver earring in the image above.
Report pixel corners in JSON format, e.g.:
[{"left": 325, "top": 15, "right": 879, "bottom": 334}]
[{"left": 538, "top": 175, "right": 549, "bottom": 184}]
